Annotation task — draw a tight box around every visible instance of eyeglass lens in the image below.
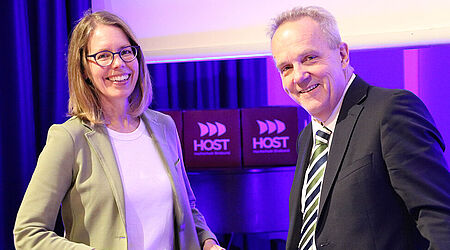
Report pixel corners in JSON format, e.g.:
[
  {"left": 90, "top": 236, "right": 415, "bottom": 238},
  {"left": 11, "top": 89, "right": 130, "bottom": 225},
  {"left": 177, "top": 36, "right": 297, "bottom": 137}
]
[{"left": 95, "top": 46, "right": 137, "bottom": 66}]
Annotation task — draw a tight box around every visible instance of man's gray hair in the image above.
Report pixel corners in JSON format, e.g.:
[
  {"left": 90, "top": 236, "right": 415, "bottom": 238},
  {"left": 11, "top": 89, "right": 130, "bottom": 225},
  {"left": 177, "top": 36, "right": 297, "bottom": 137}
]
[{"left": 269, "top": 6, "right": 342, "bottom": 49}]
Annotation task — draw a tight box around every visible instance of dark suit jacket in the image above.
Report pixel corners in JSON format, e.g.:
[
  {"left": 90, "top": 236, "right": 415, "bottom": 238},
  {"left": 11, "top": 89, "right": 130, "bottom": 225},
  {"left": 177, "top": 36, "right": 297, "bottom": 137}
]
[{"left": 287, "top": 76, "right": 450, "bottom": 250}]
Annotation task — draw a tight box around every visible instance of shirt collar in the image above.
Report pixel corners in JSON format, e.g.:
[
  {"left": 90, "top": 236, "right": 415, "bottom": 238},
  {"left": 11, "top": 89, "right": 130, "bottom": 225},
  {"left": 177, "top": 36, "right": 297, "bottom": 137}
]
[{"left": 312, "top": 73, "right": 356, "bottom": 136}]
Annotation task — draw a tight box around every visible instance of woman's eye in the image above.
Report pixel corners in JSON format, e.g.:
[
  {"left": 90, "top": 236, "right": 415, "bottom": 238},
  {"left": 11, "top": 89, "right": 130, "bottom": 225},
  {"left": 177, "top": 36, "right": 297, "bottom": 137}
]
[
  {"left": 121, "top": 49, "right": 132, "bottom": 55},
  {"left": 96, "top": 52, "right": 111, "bottom": 60}
]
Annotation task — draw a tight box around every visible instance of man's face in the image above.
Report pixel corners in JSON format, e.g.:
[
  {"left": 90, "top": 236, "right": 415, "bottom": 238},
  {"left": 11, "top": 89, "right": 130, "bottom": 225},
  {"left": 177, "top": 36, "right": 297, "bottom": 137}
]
[{"left": 271, "top": 17, "right": 349, "bottom": 122}]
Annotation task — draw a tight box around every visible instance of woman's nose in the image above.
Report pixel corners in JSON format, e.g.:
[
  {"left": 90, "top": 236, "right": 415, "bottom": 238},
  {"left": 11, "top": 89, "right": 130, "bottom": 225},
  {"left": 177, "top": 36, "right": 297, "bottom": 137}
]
[{"left": 111, "top": 54, "right": 125, "bottom": 68}]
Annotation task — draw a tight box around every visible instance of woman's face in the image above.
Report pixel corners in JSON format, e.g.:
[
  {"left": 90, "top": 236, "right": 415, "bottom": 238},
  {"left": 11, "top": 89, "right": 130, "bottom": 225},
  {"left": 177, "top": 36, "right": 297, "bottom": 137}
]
[{"left": 86, "top": 24, "right": 139, "bottom": 108}]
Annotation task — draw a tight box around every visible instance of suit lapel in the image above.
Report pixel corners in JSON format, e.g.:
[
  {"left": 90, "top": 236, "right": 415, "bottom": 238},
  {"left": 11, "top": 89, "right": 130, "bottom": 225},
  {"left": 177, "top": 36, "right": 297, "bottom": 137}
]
[
  {"left": 287, "top": 124, "right": 313, "bottom": 248},
  {"left": 84, "top": 123, "right": 126, "bottom": 225},
  {"left": 292, "top": 124, "right": 313, "bottom": 221},
  {"left": 141, "top": 111, "right": 185, "bottom": 227},
  {"left": 297, "top": 124, "right": 314, "bottom": 207},
  {"left": 318, "top": 76, "right": 368, "bottom": 218}
]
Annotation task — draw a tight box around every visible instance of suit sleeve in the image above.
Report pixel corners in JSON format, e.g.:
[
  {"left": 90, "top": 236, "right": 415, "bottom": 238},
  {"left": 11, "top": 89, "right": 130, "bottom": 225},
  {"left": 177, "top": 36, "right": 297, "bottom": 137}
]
[
  {"left": 381, "top": 90, "right": 450, "bottom": 249},
  {"left": 13, "top": 125, "right": 92, "bottom": 250}
]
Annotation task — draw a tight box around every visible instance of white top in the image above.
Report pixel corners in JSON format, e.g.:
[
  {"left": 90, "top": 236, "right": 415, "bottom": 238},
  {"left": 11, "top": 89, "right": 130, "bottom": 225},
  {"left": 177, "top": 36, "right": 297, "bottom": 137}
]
[{"left": 107, "top": 119, "right": 174, "bottom": 250}]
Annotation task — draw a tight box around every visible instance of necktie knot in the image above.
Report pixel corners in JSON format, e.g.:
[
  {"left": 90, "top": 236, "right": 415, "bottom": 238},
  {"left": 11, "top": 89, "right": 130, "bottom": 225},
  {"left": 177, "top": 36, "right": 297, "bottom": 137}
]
[{"left": 315, "top": 128, "right": 331, "bottom": 146}]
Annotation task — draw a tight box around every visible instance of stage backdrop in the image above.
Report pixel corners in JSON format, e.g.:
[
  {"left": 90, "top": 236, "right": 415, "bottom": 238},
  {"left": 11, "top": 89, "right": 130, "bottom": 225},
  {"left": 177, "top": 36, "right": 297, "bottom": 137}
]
[{"left": 92, "top": 0, "right": 450, "bottom": 62}]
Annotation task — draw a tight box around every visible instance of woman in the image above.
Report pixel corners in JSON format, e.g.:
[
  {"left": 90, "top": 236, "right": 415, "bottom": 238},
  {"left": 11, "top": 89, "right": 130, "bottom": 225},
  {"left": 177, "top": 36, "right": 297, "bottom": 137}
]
[{"left": 14, "top": 11, "right": 223, "bottom": 250}]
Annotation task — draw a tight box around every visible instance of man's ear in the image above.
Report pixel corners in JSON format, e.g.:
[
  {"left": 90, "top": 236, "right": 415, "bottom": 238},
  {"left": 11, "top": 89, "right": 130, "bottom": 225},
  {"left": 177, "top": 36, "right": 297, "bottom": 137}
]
[{"left": 339, "top": 42, "right": 350, "bottom": 68}]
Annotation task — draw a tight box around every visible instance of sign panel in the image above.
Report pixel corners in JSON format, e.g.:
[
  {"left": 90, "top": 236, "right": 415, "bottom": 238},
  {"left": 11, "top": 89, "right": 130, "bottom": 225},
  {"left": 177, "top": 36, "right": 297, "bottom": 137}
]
[
  {"left": 183, "top": 109, "right": 241, "bottom": 168},
  {"left": 241, "top": 107, "right": 299, "bottom": 166}
]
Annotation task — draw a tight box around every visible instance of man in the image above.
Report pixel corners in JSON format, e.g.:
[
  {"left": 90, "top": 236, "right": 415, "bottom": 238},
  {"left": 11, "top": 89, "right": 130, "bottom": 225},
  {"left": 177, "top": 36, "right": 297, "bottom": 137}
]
[{"left": 269, "top": 6, "right": 450, "bottom": 250}]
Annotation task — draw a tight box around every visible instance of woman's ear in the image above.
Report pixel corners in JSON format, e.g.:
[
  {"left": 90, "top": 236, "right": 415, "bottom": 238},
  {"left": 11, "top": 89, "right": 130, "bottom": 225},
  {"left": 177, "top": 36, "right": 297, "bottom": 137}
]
[
  {"left": 85, "top": 78, "right": 93, "bottom": 85},
  {"left": 81, "top": 64, "right": 92, "bottom": 86}
]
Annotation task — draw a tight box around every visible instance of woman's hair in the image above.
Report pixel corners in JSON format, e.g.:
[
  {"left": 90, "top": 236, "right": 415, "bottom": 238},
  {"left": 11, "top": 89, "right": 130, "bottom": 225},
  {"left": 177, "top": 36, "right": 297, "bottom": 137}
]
[
  {"left": 268, "top": 6, "right": 341, "bottom": 49},
  {"left": 67, "top": 10, "right": 152, "bottom": 124}
]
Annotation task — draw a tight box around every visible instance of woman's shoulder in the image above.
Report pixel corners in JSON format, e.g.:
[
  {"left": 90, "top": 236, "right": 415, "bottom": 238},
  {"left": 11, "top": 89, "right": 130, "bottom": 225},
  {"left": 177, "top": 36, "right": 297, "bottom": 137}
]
[
  {"left": 50, "top": 116, "right": 94, "bottom": 138},
  {"left": 58, "top": 116, "right": 86, "bottom": 128},
  {"left": 142, "top": 109, "right": 174, "bottom": 124}
]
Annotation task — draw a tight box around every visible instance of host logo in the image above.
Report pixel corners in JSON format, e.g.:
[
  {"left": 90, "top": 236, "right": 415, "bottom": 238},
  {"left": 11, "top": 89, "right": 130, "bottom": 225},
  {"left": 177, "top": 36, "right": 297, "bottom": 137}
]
[
  {"left": 197, "top": 122, "right": 226, "bottom": 137},
  {"left": 194, "top": 139, "right": 230, "bottom": 151},
  {"left": 253, "top": 137, "right": 289, "bottom": 149},
  {"left": 194, "top": 121, "right": 230, "bottom": 152},
  {"left": 256, "top": 119, "right": 285, "bottom": 135},
  {"left": 253, "top": 119, "right": 289, "bottom": 150}
]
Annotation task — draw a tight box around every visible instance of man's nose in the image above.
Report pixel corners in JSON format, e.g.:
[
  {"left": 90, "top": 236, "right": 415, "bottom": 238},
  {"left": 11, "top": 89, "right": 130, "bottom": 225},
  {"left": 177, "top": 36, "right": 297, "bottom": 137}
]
[{"left": 292, "top": 66, "right": 310, "bottom": 86}]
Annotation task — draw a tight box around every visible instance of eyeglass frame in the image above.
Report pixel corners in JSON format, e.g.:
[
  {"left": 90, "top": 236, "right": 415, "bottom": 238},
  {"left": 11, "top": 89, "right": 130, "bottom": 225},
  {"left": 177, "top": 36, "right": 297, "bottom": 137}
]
[{"left": 86, "top": 45, "right": 140, "bottom": 67}]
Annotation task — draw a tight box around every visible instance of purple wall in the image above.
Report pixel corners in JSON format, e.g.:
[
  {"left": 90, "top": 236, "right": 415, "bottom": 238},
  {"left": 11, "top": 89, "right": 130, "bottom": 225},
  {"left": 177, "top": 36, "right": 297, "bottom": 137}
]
[
  {"left": 418, "top": 45, "right": 450, "bottom": 163},
  {"left": 350, "top": 48, "right": 405, "bottom": 90}
]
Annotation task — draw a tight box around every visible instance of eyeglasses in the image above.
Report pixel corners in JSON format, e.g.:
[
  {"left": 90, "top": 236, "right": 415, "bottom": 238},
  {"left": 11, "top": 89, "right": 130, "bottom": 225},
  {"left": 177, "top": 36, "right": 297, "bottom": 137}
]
[{"left": 86, "top": 46, "right": 139, "bottom": 67}]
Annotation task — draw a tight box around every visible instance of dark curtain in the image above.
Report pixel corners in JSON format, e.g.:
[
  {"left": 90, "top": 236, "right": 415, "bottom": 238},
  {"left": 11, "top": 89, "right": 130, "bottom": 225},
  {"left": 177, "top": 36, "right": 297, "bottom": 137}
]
[
  {"left": 148, "top": 58, "right": 268, "bottom": 110},
  {"left": 0, "top": 0, "right": 90, "bottom": 249}
]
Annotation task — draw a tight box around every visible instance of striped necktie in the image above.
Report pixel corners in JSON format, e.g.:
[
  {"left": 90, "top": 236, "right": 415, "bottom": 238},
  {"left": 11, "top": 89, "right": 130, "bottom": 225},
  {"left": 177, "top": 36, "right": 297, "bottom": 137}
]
[{"left": 299, "top": 128, "right": 331, "bottom": 250}]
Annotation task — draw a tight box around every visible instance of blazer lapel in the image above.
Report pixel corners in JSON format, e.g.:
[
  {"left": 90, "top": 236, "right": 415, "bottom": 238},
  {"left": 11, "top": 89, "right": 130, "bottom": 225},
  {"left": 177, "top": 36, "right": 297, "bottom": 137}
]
[
  {"left": 84, "top": 123, "right": 126, "bottom": 225},
  {"left": 141, "top": 111, "right": 185, "bottom": 227},
  {"left": 318, "top": 76, "right": 368, "bottom": 218}
]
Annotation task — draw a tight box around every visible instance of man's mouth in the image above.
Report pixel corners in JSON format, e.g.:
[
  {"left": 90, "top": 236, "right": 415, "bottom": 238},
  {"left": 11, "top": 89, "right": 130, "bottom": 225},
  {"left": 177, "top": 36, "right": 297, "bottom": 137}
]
[
  {"left": 106, "top": 74, "right": 131, "bottom": 82},
  {"left": 299, "top": 84, "right": 319, "bottom": 94}
]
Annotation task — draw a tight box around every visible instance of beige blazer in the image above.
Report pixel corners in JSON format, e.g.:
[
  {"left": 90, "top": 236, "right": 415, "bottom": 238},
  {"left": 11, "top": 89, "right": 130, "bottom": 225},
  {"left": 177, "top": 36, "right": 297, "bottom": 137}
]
[{"left": 14, "top": 109, "right": 216, "bottom": 250}]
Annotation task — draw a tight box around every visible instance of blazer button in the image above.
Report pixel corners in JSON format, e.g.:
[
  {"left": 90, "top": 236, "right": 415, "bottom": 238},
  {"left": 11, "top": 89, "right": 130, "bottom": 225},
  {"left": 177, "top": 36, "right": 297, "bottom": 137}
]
[{"left": 319, "top": 242, "right": 329, "bottom": 247}]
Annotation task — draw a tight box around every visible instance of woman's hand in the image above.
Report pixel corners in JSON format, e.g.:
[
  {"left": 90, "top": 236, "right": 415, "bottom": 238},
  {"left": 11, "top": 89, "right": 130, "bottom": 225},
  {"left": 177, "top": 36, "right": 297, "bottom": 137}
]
[{"left": 203, "top": 238, "right": 225, "bottom": 250}]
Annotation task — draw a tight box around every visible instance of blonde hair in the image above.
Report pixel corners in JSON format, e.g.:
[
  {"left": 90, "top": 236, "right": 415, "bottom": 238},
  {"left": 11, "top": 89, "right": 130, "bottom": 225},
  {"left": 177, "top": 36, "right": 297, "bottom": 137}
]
[
  {"left": 67, "top": 10, "right": 152, "bottom": 124},
  {"left": 269, "top": 6, "right": 341, "bottom": 49}
]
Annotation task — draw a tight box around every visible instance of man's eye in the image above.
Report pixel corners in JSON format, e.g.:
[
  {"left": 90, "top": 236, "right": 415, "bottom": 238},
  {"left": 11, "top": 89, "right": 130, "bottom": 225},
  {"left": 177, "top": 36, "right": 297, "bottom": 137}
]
[
  {"left": 280, "top": 65, "right": 292, "bottom": 73},
  {"left": 304, "top": 55, "right": 317, "bottom": 62}
]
